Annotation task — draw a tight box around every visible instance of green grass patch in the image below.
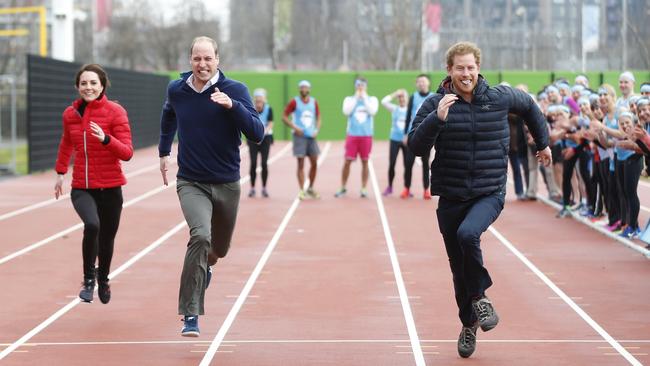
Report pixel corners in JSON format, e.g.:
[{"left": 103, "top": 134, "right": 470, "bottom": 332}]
[{"left": 0, "top": 142, "right": 28, "bottom": 175}]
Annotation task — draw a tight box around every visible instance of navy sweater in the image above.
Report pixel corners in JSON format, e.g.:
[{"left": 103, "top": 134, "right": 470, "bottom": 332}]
[{"left": 159, "top": 71, "right": 264, "bottom": 184}]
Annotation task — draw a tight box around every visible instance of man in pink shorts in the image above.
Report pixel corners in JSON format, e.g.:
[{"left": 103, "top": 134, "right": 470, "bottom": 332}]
[{"left": 335, "top": 77, "right": 379, "bottom": 198}]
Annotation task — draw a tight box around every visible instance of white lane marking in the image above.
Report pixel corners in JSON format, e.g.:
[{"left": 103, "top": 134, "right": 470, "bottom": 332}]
[
  {"left": 0, "top": 221, "right": 187, "bottom": 361},
  {"left": 488, "top": 226, "right": 643, "bottom": 366},
  {"left": 0, "top": 158, "right": 179, "bottom": 222},
  {"left": 199, "top": 142, "right": 331, "bottom": 366},
  {"left": 2, "top": 339, "right": 650, "bottom": 347},
  {"left": 369, "top": 159, "right": 426, "bottom": 366},
  {"left": 0, "top": 143, "right": 251, "bottom": 221},
  {"left": 0, "top": 143, "right": 288, "bottom": 360},
  {"left": 0, "top": 144, "right": 291, "bottom": 266}
]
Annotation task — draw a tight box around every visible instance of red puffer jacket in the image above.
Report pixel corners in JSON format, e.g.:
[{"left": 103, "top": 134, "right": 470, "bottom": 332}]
[{"left": 55, "top": 95, "right": 133, "bottom": 189}]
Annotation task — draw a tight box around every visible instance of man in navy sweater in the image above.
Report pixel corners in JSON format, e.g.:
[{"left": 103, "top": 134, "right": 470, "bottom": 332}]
[{"left": 159, "top": 36, "right": 264, "bottom": 337}]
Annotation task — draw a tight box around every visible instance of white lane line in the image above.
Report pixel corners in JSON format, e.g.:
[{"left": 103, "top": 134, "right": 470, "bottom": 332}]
[
  {"left": 3, "top": 339, "right": 650, "bottom": 347},
  {"left": 0, "top": 158, "right": 178, "bottom": 222},
  {"left": 199, "top": 142, "right": 331, "bottom": 366},
  {"left": 369, "top": 159, "right": 426, "bottom": 366},
  {"left": 0, "top": 221, "right": 187, "bottom": 361},
  {"left": 0, "top": 143, "right": 288, "bottom": 361},
  {"left": 488, "top": 226, "right": 643, "bottom": 366},
  {"left": 0, "top": 143, "right": 250, "bottom": 221},
  {"left": 0, "top": 183, "right": 176, "bottom": 265},
  {"left": 0, "top": 144, "right": 290, "bottom": 266}
]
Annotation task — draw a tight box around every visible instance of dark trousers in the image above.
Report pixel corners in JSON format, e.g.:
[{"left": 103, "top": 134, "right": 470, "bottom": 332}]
[
  {"left": 603, "top": 159, "right": 621, "bottom": 226},
  {"left": 71, "top": 187, "right": 123, "bottom": 283},
  {"left": 508, "top": 150, "right": 529, "bottom": 195},
  {"left": 388, "top": 139, "right": 407, "bottom": 187},
  {"left": 562, "top": 152, "right": 579, "bottom": 206},
  {"left": 616, "top": 155, "right": 643, "bottom": 229},
  {"left": 436, "top": 190, "right": 505, "bottom": 327},
  {"left": 248, "top": 136, "right": 272, "bottom": 188},
  {"left": 404, "top": 147, "right": 430, "bottom": 189},
  {"left": 592, "top": 159, "right": 605, "bottom": 216},
  {"left": 578, "top": 150, "right": 596, "bottom": 209}
]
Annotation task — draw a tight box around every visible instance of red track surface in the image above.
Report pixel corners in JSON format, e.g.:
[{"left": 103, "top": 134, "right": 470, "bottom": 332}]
[{"left": 1, "top": 141, "right": 648, "bottom": 366}]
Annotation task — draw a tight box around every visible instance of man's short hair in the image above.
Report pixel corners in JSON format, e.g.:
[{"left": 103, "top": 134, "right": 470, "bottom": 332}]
[
  {"left": 416, "top": 73, "right": 430, "bottom": 80},
  {"left": 445, "top": 42, "right": 481, "bottom": 68},
  {"left": 190, "top": 36, "right": 219, "bottom": 57}
]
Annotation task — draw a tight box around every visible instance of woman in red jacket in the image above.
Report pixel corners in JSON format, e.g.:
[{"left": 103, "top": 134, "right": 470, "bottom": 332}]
[{"left": 54, "top": 64, "right": 133, "bottom": 304}]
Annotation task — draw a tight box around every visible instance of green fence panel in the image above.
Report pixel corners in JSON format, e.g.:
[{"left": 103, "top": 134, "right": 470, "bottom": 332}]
[
  {"left": 227, "top": 72, "right": 288, "bottom": 139},
  {"left": 500, "top": 71, "right": 550, "bottom": 94},
  {"left": 167, "top": 69, "right": 650, "bottom": 140},
  {"left": 602, "top": 70, "right": 650, "bottom": 95}
]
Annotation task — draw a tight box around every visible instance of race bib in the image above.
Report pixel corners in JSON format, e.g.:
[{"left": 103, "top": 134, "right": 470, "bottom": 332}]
[
  {"left": 300, "top": 110, "right": 314, "bottom": 128},
  {"left": 354, "top": 107, "right": 368, "bottom": 124},
  {"left": 396, "top": 117, "right": 406, "bottom": 131}
]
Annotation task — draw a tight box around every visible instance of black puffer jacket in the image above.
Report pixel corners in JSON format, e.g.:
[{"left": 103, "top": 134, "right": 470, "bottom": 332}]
[{"left": 408, "top": 76, "right": 549, "bottom": 201}]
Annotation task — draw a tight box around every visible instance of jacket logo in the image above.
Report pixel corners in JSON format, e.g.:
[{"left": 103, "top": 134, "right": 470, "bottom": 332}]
[{"left": 481, "top": 104, "right": 491, "bottom": 110}]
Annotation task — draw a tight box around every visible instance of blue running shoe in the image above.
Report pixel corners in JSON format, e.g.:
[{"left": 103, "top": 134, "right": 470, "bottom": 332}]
[
  {"left": 631, "top": 227, "right": 641, "bottom": 239},
  {"left": 181, "top": 315, "right": 200, "bottom": 337},
  {"left": 619, "top": 227, "right": 633, "bottom": 238},
  {"left": 206, "top": 266, "right": 212, "bottom": 289}
]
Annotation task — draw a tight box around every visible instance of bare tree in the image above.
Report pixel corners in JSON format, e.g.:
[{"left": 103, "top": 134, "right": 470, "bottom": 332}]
[{"left": 100, "top": 0, "right": 219, "bottom": 72}]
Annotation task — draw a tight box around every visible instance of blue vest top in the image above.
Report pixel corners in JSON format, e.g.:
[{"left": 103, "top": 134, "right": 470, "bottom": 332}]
[
  {"left": 293, "top": 97, "right": 317, "bottom": 138},
  {"left": 347, "top": 98, "right": 374, "bottom": 137},
  {"left": 408, "top": 91, "right": 433, "bottom": 132},
  {"left": 259, "top": 104, "right": 272, "bottom": 135},
  {"left": 607, "top": 114, "right": 634, "bottom": 162},
  {"left": 390, "top": 106, "right": 407, "bottom": 141}
]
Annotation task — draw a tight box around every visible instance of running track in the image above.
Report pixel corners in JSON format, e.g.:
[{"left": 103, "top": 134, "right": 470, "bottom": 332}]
[{"left": 0, "top": 141, "right": 648, "bottom": 365}]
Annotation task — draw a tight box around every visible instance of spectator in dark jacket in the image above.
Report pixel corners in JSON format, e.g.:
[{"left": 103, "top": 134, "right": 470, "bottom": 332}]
[{"left": 408, "top": 41, "right": 551, "bottom": 359}]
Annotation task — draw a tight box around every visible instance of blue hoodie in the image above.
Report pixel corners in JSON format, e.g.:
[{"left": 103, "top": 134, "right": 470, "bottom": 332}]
[{"left": 159, "top": 70, "right": 264, "bottom": 184}]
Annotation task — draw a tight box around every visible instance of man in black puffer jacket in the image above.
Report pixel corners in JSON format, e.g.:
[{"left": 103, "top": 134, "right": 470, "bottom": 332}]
[{"left": 408, "top": 42, "right": 551, "bottom": 359}]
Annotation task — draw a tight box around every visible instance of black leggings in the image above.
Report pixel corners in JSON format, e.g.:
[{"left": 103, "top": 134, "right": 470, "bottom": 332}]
[
  {"left": 616, "top": 155, "right": 643, "bottom": 229},
  {"left": 602, "top": 158, "right": 621, "bottom": 226},
  {"left": 71, "top": 187, "right": 123, "bottom": 282},
  {"left": 591, "top": 158, "right": 605, "bottom": 216},
  {"left": 578, "top": 150, "right": 596, "bottom": 209},
  {"left": 248, "top": 136, "right": 272, "bottom": 188},
  {"left": 404, "top": 147, "right": 430, "bottom": 190},
  {"left": 388, "top": 140, "right": 407, "bottom": 187},
  {"left": 562, "top": 152, "right": 579, "bottom": 206}
]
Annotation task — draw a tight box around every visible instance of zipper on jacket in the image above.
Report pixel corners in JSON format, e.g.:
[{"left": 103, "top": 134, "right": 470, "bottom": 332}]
[
  {"left": 83, "top": 129, "right": 89, "bottom": 189},
  {"left": 469, "top": 102, "right": 476, "bottom": 194}
]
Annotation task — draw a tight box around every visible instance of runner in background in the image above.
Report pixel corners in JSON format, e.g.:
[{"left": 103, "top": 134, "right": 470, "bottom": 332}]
[
  {"left": 335, "top": 76, "right": 378, "bottom": 198},
  {"left": 282, "top": 80, "right": 322, "bottom": 200},
  {"left": 248, "top": 88, "right": 274, "bottom": 198},
  {"left": 402, "top": 74, "right": 434, "bottom": 200},
  {"left": 380, "top": 88, "right": 409, "bottom": 196}
]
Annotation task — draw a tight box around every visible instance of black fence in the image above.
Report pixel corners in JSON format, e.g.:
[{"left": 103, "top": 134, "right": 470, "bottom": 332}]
[{"left": 27, "top": 55, "right": 169, "bottom": 173}]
